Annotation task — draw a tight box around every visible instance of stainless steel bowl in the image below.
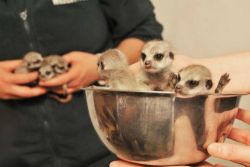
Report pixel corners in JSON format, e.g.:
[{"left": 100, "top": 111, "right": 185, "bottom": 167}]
[{"left": 84, "top": 86, "right": 240, "bottom": 166}]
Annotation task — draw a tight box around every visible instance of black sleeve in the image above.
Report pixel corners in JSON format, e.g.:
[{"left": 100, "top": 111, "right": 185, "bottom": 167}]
[{"left": 99, "top": 0, "right": 163, "bottom": 46}]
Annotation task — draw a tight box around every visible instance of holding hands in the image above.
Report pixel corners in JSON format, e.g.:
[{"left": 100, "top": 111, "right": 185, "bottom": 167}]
[
  {"left": 39, "top": 51, "right": 99, "bottom": 94},
  {"left": 109, "top": 108, "right": 250, "bottom": 167},
  {"left": 0, "top": 60, "right": 46, "bottom": 99},
  {"left": 208, "top": 108, "right": 250, "bottom": 167}
]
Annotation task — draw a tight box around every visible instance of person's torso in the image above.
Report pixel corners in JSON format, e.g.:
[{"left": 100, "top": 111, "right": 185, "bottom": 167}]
[
  {"left": 0, "top": 1, "right": 115, "bottom": 166},
  {"left": 0, "top": 0, "right": 112, "bottom": 60}
]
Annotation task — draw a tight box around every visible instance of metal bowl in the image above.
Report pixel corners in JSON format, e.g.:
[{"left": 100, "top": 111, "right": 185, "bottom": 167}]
[{"left": 84, "top": 86, "right": 240, "bottom": 166}]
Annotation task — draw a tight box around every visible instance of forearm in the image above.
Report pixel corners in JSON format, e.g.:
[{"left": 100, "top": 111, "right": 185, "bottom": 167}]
[
  {"left": 116, "top": 38, "right": 145, "bottom": 64},
  {"left": 194, "top": 52, "right": 250, "bottom": 94}
]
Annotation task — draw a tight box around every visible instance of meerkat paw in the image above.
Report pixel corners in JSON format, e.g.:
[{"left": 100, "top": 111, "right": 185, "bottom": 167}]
[
  {"left": 215, "top": 73, "right": 231, "bottom": 94},
  {"left": 168, "top": 72, "right": 178, "bottom": 89}
]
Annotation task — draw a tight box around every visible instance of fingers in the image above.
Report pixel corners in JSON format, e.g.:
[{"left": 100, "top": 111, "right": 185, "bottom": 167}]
[
  {"left": 0, "top": 60, "right": 22, "bottom": 71},
  {"left": 49, "top": 87, "right": 80, "bottom": 95},
  {"left": 8, "top": 85, "right": 47, "bottom": 98},
  {"left": 109, "top": 161, "right": 215, "bottom": 167},
  {"left": 195, "top": 161, "right": 219, "bottom": 167},
  {"left": 228, "top": 128, "right": 250, "bottom": 145},
  {"left": 237, "top": 108, "right": 250, "bottom": 124},
  {"left": 6, "top": 72, "right": 38, "bottom": 84},
  {"left": 109, "top": 161, "right": 144, "bottom": 167},
  {"left": 39, "top": 70, "right": 75, "bottom": 87},
  {"left": 207, "top": 143, "right": 250, "bottom": 165}
]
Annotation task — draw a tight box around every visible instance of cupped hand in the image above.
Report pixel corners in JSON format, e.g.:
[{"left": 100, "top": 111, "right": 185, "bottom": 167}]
[
  {"left": 208, "top": 108, "right": 250, "bottom": 166},
  {"left": 39, "top": 51, "right": 99, "bottom": 94},
  {"left": 109, "top": 160, "right": 222, "bottom": 167},
  {"left": 0, "top": 60, "right": 46, "bottom": 99}
]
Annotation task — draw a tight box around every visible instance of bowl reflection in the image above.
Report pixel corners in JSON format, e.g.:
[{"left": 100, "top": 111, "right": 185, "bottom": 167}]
[{"left": 84, "top": 87, "right": 240, "bottom": 166}]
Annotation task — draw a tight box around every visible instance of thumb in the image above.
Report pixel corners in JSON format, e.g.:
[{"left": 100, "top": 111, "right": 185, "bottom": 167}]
[
  {"left": 0, "top": 60, "right": 22, "bottom": 71},
  {"left": 109, "top": 161, "right": 144, "bottom": 167},
  {"left": 207, "top": 143, "right": 250, "bottom": 164}
]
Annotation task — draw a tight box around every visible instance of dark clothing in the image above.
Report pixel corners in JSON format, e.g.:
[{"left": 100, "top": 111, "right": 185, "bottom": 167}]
[{"left": 0, "top": 0, "right": 162, "bottom": 167}]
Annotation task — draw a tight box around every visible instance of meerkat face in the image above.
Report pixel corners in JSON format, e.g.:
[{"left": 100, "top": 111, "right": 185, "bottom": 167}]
[
  {"left": 43, "top": 55, "right": 69, "bottom": 74},
  {"left": 39, "top": 64, "right": 56, "bottom": 81},
  {"left": 97, "top": 49, "right": 128, "bottom": 75},
  {"left": 175, "top": 65, "right": 213, "bottom": 96},
  {"left": 140, "top": 40, "right": 174, "bottom": 73},
  {"left": 51, "top": 58, "right": 69, "bottom": 74},
  {"left": 23, "top": 51, "right": 43, "bottom": 70}
]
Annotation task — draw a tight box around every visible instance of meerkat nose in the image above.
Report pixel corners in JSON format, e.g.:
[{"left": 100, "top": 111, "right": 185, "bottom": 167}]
[
  {"left": 175, "top": 85, "right": 183, "bottom": 92},
  {"left": 144, "top": 60, "right": 152, "bottom": 68}
]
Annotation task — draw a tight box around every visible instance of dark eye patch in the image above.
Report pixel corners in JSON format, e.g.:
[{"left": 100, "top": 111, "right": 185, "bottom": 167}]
[
  {"left": 58, "top": 65, "right": 65, "bottom": 70},
  {"left": 141, "top": 53, "right": 146, "bottom": 61},
  {"left": 45, "top": 71, "right": 52, "bottom": 76},
  {"left": 186, "top": 80, "right": 199, "bottom": 88},
  {"left": 177, "top": 74, "right": 181, "bottom": 82},
  {"left": 33, "top": 60, "right": 41, "bottom": 64},
  {"left": 99, "top": 62, "right": 104, "bottom": 70},
  {"left": 154, "top": 53, "right": 164, "bottom": 61},
  {"left": 169, "top": 52, "right": 174, "bottom": 59},
  {"left": 52, "top": 64, "right": 57, "bottom": 69}
]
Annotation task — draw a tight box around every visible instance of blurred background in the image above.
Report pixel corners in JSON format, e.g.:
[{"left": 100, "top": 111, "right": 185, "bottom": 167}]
[{"left": 151, "top": 0, "right": 250, "bottom": 166}]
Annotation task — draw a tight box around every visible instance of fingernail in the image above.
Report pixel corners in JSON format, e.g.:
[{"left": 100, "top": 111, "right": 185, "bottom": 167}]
[
  {"left": 208, "top": 143, "right": 221, "bottom": 154},
  {"left": 109, "top": 162, "right": 119, "bottom": 167}
]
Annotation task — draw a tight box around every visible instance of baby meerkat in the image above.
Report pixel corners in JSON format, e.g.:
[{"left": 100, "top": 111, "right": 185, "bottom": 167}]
[
  {"left": 39, "top": 55, "right": 72, "bottom": 103},
  {"left": 175, "top": 64, "right": 230, "bottom": 96},
  {"left": 97, "top": 49, "right": 150, "bottom": 91},
  {"left": 14, "top": 51, "right": 43, "bottom": 87},
  {"left": 14, "top": 51, "right": 43, "bottom": 73},
  {"left": 137, "top": 40, "right": 177, "bottom": 91}
]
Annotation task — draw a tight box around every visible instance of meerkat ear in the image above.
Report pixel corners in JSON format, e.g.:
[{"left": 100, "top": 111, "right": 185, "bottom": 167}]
[
  {"left": 206, "top": 79, "right": 213, "bottom": 89},
  {"left": 169, "top": 51, "right": 174, "bottom": 59}
]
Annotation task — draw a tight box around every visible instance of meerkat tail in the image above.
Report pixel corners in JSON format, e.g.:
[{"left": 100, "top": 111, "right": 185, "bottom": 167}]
[
  {"left": 48, "top": 93, "right": 73, "bottom": 103},
  {"left": 215, "top": 73, "right": 231, "bottom": 94},
  {"left": 48, "top": 83, "right": 73, "bottom": 103},
  {"left": 62, "top": 84, "right": 68, "bottom": 96}
]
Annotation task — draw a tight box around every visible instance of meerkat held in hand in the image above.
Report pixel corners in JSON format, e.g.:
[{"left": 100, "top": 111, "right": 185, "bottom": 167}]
[
  {"left": 14, "top": 51, "right": 43, "bottom": 74},
  {"left": 175, "top": 64, "right": 230, "bottom": 96},
  {"left": 97, "top": 49, "right": 150, "bottom": 91},
  {"left": 137, "top": 40, "right": 177, "bottom": 91},
  {"left": 15, "top": 52, "right": 72, "bottom": 103},
  {"left": 39, "top": 55, "right": 72, "bottom": 103}
]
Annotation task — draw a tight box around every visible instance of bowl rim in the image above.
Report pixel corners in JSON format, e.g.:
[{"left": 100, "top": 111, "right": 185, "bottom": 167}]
[{"left": 82, "top": 86, "right": 248, "bottom": 97}]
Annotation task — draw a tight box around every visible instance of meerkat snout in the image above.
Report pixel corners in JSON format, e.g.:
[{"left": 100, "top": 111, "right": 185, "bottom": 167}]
[
  {"left": 144, "top": 60, "right": 152, "bottom": 69},
  {"left": 39, "top": 64, "right": 55, "bottom": 81}
]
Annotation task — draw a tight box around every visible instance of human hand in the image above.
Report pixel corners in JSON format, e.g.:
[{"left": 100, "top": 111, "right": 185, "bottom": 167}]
[
  {"left": 208, "top": 108, "right": 250, "bottom": 167},
  {"left": 109, "top": 160, "right": 218, "bottom": 167},
  {"left": 0, "top": 60, "right": 46, "bottom": 99},
  {"left": 39, "top": 51, "right": 99, "bottom": 94}
]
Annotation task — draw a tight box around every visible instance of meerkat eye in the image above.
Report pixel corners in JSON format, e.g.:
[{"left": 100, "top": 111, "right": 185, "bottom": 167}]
[
  {"left": 52, "top": 64, "right": 57, "bottom": 69},
  {"left": 169, "top": 52, "right": 174, "bottom": 59},
  {"left": 141, "top": 53, "right": 146, "bottom": 61},
  {"left": 58, "top": 65, "right": 65, "bottom": 70},
  {"left": 177, "top": 74, "right": 181, "bottom": 82},
  {"left": 45, "top": 71, "right": 52, "bottom": 76},
  {"left": 33, "top": 59, "right": 41, "bottom": 64},
  {"left": 100, "top": 62, "right": 104, "bottom": 70},
  {"left": 186, "top": 80, "right": 199, "bottom": 88},
  {"left": 154, "top": 53, "right": 164, "bottom": 61}
]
